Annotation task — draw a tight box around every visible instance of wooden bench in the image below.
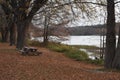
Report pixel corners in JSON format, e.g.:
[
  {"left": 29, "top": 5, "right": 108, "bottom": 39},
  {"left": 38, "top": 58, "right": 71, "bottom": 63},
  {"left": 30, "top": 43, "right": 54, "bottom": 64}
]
[{"left": 20, "top": 47, "right": 42, "bottom": 56}]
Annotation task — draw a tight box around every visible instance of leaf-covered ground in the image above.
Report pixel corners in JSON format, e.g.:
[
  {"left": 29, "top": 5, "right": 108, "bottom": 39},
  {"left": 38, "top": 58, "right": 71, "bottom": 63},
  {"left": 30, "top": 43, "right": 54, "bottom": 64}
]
[{"left": 0, "top": 43, "right": 120, "bottom": 80}]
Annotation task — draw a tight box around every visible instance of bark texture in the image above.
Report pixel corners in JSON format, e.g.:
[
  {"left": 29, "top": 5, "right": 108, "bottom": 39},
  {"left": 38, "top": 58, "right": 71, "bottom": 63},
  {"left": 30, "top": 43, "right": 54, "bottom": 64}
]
[
  {"left": 9, "top": 23, "right": 16, "bottom": 46},
  {"left": 112, "top": 27, "right": 120, "bottom": 69},
  {"left": 105, "top": 0, "right": 116, "bottom": 68},
  {"left": 16, "top": 21, "right": 29, "bottom": 50},
  {"left": 1, "top": 27, "right": 9, "bottom": 42}
]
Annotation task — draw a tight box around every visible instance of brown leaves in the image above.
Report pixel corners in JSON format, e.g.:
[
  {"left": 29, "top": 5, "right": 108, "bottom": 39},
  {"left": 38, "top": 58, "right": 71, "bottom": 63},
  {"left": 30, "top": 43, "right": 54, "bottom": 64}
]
[{"left": 0, "top": 43, "right": 120, "bottom": 80}]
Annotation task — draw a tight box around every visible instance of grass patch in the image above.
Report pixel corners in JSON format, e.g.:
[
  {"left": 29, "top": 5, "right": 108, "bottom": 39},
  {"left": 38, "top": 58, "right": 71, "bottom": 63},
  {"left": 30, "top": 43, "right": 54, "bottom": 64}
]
[
  {"left": 86, "top": 59, "right": 104, "bottom": 65},
  {"left": 47, "top": 42, "right": 89, "bottom": 61},
  {"left": 72, "top": 45, "right": 99, "bottom": 49},
  {"left": 27, "top": 40, "right": 44, "bottom": 47},
  {"left": 47, "top": 43, "right": 104, "bottom": 65}
]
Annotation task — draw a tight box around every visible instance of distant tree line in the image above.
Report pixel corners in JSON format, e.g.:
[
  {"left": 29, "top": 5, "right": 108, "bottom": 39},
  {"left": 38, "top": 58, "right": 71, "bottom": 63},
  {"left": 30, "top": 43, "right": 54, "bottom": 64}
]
[
  {"left": 68, "top": 23, "right": 120, "bottom": 35},
  {"left": 68, "top": 24, "right": 105, "bottom": 35}
]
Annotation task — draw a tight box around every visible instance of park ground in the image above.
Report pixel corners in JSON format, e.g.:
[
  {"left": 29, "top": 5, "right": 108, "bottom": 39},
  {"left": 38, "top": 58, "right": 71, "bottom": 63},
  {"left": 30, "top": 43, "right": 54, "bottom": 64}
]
[{"left": 0, "top": 43, "right": 120, "bottom": 80}]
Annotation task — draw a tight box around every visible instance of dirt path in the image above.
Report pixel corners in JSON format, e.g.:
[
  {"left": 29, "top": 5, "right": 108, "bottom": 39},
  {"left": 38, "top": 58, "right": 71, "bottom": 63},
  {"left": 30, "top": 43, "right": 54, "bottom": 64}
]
[{"left": 0, "top": 43, "right": 120, "bottom": 80}]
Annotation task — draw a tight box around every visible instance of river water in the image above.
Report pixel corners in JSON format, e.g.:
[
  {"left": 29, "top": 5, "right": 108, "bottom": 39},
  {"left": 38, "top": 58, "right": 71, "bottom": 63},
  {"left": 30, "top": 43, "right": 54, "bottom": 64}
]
[{"left": 61, "top": 35, "right": 104, "bottom": 47}]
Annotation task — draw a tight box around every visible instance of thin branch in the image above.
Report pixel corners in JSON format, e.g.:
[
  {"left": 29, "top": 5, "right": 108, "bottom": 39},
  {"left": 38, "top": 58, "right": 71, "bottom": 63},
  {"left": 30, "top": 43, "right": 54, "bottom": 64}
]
[
  {"left": 45, "top": 1, "right": 106, "bottom": 9},
  {"left": 36, "top": 1, "right": 106, "bottom": 15},
  {"left": 53, "top": 1, "right": 107, "bottom": 7},
  {"left": 115, "top": 1, "right": 120, "bottom": 4},
  {"left": 76, "top": 1, "right": 107, "bottom": 6}
]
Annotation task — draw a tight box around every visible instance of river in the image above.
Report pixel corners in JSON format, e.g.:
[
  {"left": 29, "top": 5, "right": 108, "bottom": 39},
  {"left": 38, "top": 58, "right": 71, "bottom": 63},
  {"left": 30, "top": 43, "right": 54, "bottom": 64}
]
[{"left": 61, "top": 35, "right": 104, "bottom": 47}]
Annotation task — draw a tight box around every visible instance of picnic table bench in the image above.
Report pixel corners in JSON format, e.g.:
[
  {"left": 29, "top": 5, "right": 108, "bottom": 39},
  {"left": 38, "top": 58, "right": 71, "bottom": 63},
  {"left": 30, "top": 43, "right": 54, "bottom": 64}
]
[{"left": 20, "top": 47, "right": 42, "bottom": 56}]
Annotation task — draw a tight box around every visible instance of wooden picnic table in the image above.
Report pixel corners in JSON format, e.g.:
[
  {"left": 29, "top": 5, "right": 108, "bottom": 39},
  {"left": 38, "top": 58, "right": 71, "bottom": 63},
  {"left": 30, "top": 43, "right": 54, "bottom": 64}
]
[
  {"left": 23, "top": 47, "right": 37, "bottom": 52},
  {"left": 20, "top": 47, "right": 41, "bottom": 56}
]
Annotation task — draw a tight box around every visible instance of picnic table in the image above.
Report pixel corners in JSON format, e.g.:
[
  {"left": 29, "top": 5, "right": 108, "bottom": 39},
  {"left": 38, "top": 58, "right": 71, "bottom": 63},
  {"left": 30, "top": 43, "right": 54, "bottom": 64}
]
[{"left": 20, "top": 47, "right": 42, "bottom": 56}]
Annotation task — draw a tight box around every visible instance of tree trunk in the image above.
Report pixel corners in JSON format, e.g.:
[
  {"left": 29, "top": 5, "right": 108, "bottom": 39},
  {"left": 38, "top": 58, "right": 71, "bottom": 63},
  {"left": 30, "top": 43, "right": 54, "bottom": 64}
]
[
  {"left": 105, "top": 0, "right": 116, "bottom": 68},
  {"left": 1, "top": 28, "right": 5, "bottom": 42},
  {"left": 112, "top": 27, "right": 120, "bottom": 69},
  {"left": 16, "top": 21, "right": 29, "bottom": 50},
  {"left": 9, "top": 23, "right": 16, "bottom": 46},
  {"left": 43, "top": 25, "right": 49, "bottom": 46},
  {"left": 43, "top": 15, "right": 49, "bottom": 46},
  {"left": 4, "top": 27, "right": 9, "bottom": 42},
  {"left": 1, "top": 27, "right": 9, "bottom": 42}
]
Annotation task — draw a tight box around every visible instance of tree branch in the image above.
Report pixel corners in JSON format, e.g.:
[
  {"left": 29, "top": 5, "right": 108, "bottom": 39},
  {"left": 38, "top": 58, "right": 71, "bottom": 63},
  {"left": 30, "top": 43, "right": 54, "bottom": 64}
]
[
  {"left": 45, "top": 1, "right": 107, "bottom": 9},
  {"left": 76, "top": 1, "right": 107, "bottom": 6},
  {"left": 28, "top": 0, "right": 48, "bottom": 19},
  {"left": 115, "top": 1, "right": 120, "bottom": 4}
]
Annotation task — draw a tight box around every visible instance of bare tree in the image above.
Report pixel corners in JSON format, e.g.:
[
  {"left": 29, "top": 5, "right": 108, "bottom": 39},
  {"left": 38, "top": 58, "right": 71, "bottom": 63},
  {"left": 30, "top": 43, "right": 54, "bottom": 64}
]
[
  {"left": 0, "top": 0, "right": 48, "bottom": 49},
  {"left": 0, "top": 5, "right": 8, "bottom": 42}
]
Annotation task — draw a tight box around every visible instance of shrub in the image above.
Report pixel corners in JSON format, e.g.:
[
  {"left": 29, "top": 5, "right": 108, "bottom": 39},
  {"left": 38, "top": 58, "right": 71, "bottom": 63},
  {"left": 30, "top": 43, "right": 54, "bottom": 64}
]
[{"left": 86, "top": 59, "right": 104, "bottom": 65}]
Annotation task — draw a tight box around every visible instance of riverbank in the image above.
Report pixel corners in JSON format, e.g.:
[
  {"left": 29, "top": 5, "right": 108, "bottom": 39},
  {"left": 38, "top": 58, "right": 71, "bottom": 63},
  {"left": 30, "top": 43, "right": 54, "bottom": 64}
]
[
  {"left": 46, "top": 43, "right": 104, "bottom": 65},
  {"left": 29, "top": 41, "right": 104, "bottom": 65},
  {"left": 72, "top": 45, "right": 103, "bottom": 59}
]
